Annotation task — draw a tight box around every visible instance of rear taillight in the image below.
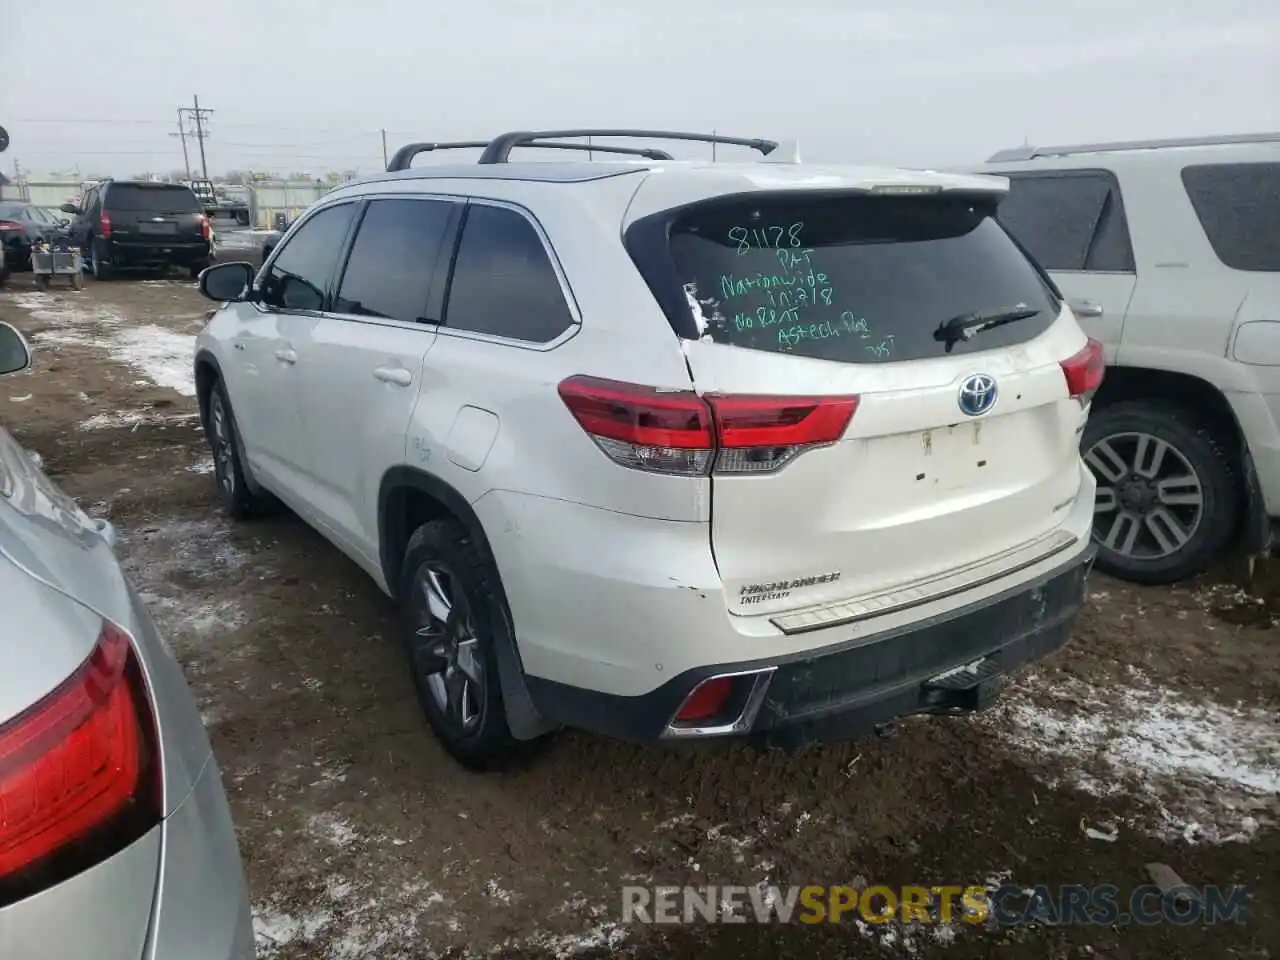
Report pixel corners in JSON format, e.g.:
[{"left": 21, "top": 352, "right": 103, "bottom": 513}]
[
  {"left": 199, "top": 215, "right": 211, "bottom": 241},
  {"left": 557, "top": 376, "right": 858, "bottom": 476},
  {"left": 98, "top": 211, "right": 112, "bottom": 238},
  {"left": 0, "top": 620, "right": 161, "bottom": 906},
  {"left": 0, "top": 220, "right": 23, "bottom": 233},
  {"left": 1060, "top": 338, "right": 1106, "bottom": 404}
]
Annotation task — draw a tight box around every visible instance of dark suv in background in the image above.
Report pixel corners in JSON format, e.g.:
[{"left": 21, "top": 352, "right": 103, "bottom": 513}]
[{"left": 63, "top": 180, "right": 213, "bottom": 279}]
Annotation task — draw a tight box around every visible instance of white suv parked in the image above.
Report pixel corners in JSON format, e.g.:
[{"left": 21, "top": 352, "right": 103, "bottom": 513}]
[
  {"left": 977, "top": 132, "right": 1280, "bottom": 583},
  {"left": 193, "top": 129, "right": 1100, "bottom": 769}
]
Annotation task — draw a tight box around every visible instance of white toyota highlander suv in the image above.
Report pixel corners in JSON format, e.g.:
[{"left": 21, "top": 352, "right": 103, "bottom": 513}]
[{"left": 193, "top": 129, "right": 1102, "bottom": 769}]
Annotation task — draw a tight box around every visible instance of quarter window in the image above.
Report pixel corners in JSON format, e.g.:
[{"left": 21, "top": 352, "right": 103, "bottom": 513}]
[
  {"left": 996, "top": 172, "right": 1134, "bottom": 273},
  {"left": 443, "top": 204, "right": 575, "bottom": 343},
  {"left": 1182, "top": 163, "right": 1280, "bottom": 272}
]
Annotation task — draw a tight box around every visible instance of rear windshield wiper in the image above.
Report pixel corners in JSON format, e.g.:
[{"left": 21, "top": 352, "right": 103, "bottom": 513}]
[{"left": 934, "top": 305, "right": 1043, "bottom": 353}]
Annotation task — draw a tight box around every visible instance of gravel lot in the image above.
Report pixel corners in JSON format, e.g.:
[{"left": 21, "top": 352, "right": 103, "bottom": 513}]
[{"left": 1, "top": 268, "right": 1276, "bottom": 959}]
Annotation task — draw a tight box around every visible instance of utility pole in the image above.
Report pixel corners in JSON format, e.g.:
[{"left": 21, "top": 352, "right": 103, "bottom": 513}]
[
  {"left": 171, "top": 108, "right": 191, "bottom": 179},
  {"left": 381, "top": 129, "right": 388, "bottom": 168},
  {"left": 177, "top": 96, "right": 214, "bottom": 179},
  {"left": 191, "top": 95, "right": 211, "bottom": 179}
]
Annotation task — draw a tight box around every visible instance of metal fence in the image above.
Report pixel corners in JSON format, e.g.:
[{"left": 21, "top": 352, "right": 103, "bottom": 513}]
[
  {"left": 0, "top": 177, "right": 338, "bottom": 229},
  {"left": 244, "top": 180, "right": 334, "bottom": 229},
  {"left": 0, "top": 179, "right": 83, "bottom": 207}
]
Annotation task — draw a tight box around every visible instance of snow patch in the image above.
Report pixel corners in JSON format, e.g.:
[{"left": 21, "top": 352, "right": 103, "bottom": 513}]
[
  {"left": 79, "top": 410, "right": 200, "bottom": 431},
  {"left": 309, "top": 812, "right": 361, "bottom": 849},
  {"left": 253, "top": 904, "right": 334, "bottom": 956},
  {"left": 992, "top": 672, "right": 1280, "bottom": 843},
  {"left": 8, "top": 291, "right": 196, "bottom": 395}
]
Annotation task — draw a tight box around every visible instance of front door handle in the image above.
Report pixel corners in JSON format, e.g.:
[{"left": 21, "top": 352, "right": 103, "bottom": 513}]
[
  {"left": 1070, "top": 299, "right": 1104, "bottom": 319},
  {"left": 373, "top": 365, "right": 412, "bottom": 386},
  {"left": 274, "top": 347, "right": 297, "bottom": 365}
]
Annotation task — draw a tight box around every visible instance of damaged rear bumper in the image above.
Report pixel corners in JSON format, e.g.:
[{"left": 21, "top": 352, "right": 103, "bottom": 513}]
[{"left": 527, "top": 542, "right": 1096, "bottom": 747}]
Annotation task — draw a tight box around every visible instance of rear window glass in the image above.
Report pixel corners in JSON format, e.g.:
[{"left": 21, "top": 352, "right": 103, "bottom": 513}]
[
  {"left": 1181, "top": 163, "right": 1280, "bottom": 272},
  {"left": 107, "top": 184, "right": 201, "bottom": 213},
  {"left": 667, "top": 194, "right": 1061, "bottom": 364}
]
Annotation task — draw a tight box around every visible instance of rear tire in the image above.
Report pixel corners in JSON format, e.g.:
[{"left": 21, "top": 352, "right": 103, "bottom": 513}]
[
  {"left": 206, "top": 379, "right": 270, "bottom": 520},
  {"left": 1082, "top": 400, "right": 1238, "bottom": 584},
  {"left": 399, "top": 519, "right": 519, "bottom": 771},
  {"left": 90, "top": 241, "right": 114, "bottom": 281}
]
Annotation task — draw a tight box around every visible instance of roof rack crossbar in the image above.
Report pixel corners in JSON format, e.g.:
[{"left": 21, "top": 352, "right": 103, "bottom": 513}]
[
  {"left": 386, "top": 139, "right": 675, "bottom": 171},
  {"left": 987, "top": 131, "right": 1280, "bottom": 163},
  {"left": 477, "top": 129, "right": 779, "bottom": 165}
]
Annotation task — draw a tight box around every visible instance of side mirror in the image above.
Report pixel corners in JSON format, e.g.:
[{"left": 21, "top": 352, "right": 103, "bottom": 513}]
[
  {"left": 0, "top": 321, "right": 32, "bottom": 376},
  {"left": 59, "top": 203, "right": 79, "bottom": 215},
  {"left": 198, "top": 261, "right": 257, "bottom": 303}
]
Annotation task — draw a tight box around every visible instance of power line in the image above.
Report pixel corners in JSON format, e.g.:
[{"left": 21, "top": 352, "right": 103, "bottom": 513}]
[{"left": 8, "top": 117, "right": 385, "bottom": 136}]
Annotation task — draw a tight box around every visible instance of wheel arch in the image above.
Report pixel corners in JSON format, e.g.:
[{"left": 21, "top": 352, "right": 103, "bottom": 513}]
[
  {"left": 1093, "top": 365, "right": 1245, "bottom": 462},
  {"left": 377, "top": 466, "right": 496, "bottom": 604},
  {"left": 193, "top": 348, "right": 267, "bottom": 497},
  {"left": 1089, "top": 363, "right": 1270, "bottom": 561},
  {"left": 377, "top": 466, "right": 555, "bottom": 741},
  {"left": 193, "top": 348, "right": 222, "bottom": 428}
]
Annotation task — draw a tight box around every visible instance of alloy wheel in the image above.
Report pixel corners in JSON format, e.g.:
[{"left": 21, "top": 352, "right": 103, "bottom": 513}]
[
  {"left": 1085, "top": 431, "right": 1205, "bottom": 560},
  {"left": 209, "top": 393, "right": 236, "bottom": 496},
  {"left": 410, "top": 564, "right": 485, "bottom": 734}
]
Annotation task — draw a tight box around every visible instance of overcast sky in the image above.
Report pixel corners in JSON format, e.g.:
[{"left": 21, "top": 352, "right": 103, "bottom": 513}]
[{"left": 2, "top": 0, "right": 1277, "bottom": 178}]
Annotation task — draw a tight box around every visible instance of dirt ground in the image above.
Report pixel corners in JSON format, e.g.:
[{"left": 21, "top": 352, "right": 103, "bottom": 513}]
[{"left": 1, "top": 270, "right": 1276, "bottom": 960}]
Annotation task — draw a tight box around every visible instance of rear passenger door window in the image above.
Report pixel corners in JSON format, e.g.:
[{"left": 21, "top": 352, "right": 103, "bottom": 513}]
[
  {"left": 1182, "top": 162, "right": 1280, "bottom": 272},
  {"left": 443, "top": 204, "right": 576, "bottom": 343},
  {"left": 260, "top": 202, "right": 356, "bottom": 311},
  {"left": 334, "top": 198, "right": 456, "bottom": 323},
  {"left": 997, "top": 172, "right": 1134, "bottom": 273}
]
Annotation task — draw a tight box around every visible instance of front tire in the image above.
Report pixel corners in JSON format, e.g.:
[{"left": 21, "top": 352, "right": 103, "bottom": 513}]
[
  {"left": 1082, "top": 400, "right": 1238, "bottom": 584},
  {"left": 399, "top": 519, "right": 518, "bottom": 770},
  {"left": 206, "top": 379, "right": 268, "bottom": 520}
]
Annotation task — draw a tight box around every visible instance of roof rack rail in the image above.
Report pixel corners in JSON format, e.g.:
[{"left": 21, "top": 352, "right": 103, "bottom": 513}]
[
  {"left": 988, "top": 131, "right": 1280, "bottom": 163},
  {"left": 386, "top": 139, "right": 675, "bottom": 172},
  {"left": 477, "top": 129, "right": 778, "bottom": 165}
]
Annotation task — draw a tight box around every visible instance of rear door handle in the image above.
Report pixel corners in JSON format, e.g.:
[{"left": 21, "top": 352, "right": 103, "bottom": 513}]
[
  {"left": 1070, "top": 299, "right": 1104, "bottom": 319},
  {"left": 274, "top": 347, "right": 297, "bottom": 365},
  {"left": 373, "top": 365, "right": 412, "bottom": 386}
]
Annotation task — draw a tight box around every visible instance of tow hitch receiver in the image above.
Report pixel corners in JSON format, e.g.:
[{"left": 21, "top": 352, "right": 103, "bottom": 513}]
[{"left": 921, "top": 656, "right": 1004, "bottom": 712}]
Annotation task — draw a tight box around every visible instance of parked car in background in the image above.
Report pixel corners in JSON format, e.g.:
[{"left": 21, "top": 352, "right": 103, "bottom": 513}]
[
  {"left": 184, "top": 178, "right": 252, "bottom": 226},
  {"left": 977, "top": 132, "right": 1280, "bottom": 584},
  {"left": 0, "top": 322, "right": 255, "bottom": 957},
  {"left": 61, "top": 180, "right": 213, "bottom": 280},
  {"left": 193, "top": 128, "right": 1100, "bottom": 770},
  {"left": 0, "top": 201, "right": 71, "bottom": 272}
]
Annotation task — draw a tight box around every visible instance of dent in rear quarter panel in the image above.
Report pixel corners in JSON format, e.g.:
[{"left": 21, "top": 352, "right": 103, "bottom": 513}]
[{"left": 0, "top": 830, "right": 160, "bottom": 960}]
